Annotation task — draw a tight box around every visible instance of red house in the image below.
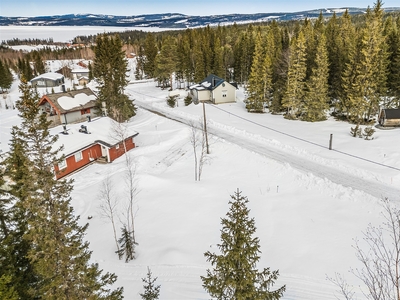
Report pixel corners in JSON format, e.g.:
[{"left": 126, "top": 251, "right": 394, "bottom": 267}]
[{"left": 52, "top": 117, "right": 139, "bottom": 179}]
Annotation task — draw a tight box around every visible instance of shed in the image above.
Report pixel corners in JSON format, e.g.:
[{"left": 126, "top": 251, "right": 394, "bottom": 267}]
[{"left": 378, "top": 109, "right": 400, "bottom": 127}]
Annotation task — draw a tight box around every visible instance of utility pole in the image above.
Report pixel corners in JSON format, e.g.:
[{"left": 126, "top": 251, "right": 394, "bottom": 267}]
[{"left": 202, "top": 101, "right": 210, "bottom": 154}]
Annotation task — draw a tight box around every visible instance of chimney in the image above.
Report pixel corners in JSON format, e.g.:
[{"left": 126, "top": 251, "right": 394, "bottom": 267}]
[
  {"left": 62, "top": 125, "right": 68, "bottom": 135},
  {"left": 79, "top": 125, "right": 88, "bottom": 134}
]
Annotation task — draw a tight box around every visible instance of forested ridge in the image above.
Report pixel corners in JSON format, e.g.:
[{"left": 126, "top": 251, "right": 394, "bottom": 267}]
[{"left": 1, "top": 0, "right": 400, "bottom": 124}]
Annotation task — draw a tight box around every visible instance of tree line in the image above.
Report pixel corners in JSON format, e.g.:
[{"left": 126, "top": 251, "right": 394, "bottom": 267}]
[{"left": 131, "top": 1, "right": 400, "bottom": 124}]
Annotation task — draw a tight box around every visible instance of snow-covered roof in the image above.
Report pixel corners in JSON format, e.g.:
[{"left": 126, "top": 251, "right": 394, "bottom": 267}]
[
  {"left": 39, "top": 88, "right": 97, "bottom": 114},
  {"left": 51, "top": 117, "right": 139, "bottom": 157},
  {"left": 71, "top": 68, "right": 89, "bottom": 73},
  {"left": 31, "top": 72, "right": 64, "bottom": 81},
  {"left": 57, "top": 92, "right": 95, "bottom": 110}
]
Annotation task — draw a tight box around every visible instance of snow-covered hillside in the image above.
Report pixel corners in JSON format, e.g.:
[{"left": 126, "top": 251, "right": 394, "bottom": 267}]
[{"left": 1, "top": 71, "right": 400, "bottom": 298}]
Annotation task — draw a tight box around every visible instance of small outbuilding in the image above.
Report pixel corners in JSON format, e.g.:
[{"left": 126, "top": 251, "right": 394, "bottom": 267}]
[
  {"left": 30, "top": 72, "right": 65, "bottom": 88},
  {"left": 189, "top": 74, "right": 237, "bottom": 104},
  {"left": 378, "top": 109, "right": 400, "bottom": 127}
]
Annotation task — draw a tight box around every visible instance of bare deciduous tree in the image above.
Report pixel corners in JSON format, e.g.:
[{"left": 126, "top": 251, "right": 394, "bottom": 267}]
[
  {"left": 326, "top": 272, "right": 355, "bottom": 300},
  {"left": 328, "top": 198, "right": 400, "bottom": 300},
  {"left": 189, "top": 120, "right": 208, "bottom": 181},
  {"left": 98, "top": 174, "right": 120, "bottom": 255},
  {"left": 110, "top": 120, "right": 139, "bottom": 246}
]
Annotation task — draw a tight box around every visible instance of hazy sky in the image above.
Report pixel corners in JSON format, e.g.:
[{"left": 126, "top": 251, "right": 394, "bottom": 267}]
[{"left": 1, "top": 0, "right": 399, "bottom": 17}]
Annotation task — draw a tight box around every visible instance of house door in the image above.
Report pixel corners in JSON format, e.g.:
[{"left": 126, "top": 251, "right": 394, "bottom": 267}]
[{"left": 101, "top": 146, "right": 107, "bottom": 157}]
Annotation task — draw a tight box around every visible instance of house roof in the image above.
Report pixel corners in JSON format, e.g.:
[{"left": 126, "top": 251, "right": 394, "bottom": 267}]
[
  {"left": 189, "top": 74, "right": 235, "bottom": 91},
  {"left": 31, "top": 72, "right": 64, "bottom": 81},
  {"left": 382, "top": 109, "right": 400, "bottom": 119},
  {"left": 38, "top": 88, "right": 97, "bottom": 114},
  {"left": 51, "top": 116, "right": 139, "bottom": 158}
]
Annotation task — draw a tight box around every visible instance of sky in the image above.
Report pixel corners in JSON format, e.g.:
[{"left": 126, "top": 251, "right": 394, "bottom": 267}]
[{"left": 1, "top": 0, "right": 400, "bottom": 17}]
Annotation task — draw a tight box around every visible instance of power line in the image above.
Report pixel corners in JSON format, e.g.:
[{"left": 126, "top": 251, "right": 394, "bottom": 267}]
[
  {"left": 127, "top": 88, "right": 400, "bottom": 172},
  {"left": 207, "top": 103, "right": 400, "bottom": 172}
]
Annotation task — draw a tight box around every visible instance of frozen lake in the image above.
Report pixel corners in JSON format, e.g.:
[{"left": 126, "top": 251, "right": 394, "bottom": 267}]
[{"left": 0, "top": 25, "right": 176, "bottom": 42}]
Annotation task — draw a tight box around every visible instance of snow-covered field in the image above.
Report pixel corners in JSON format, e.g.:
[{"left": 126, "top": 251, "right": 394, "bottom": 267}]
[{"left": 1, "top": 38, "right": 400, "bottom": 298}]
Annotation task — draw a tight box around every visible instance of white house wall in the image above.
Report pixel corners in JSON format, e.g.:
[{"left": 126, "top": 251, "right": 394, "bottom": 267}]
[{"left": 213, "top": 83, "right": 236, "bottom": 104}]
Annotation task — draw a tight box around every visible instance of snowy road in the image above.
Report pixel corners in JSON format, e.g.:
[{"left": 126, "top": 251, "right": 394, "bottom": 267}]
[{"left": 132, "top": 97, "right": 400, "bottom": 202}]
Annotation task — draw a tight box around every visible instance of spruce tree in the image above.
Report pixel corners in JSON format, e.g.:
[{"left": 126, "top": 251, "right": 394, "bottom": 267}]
[
  {"left": 93, "top": 33, "right": 136, "bottom": 122},
  {"left": 201, "top": 189, "right": 285, "bottom": 300},
  {"left": 140, "top": 267, "right": 161, "bottom": 300},
  {"left": 3, "top": 79, "right": 124, "bottom": 299},
  {"left": 0, "top": 60, "right": 13, "bottom": 92},
  {"left": 116, "top": 225, "right": 136, "bottom": 263},
  {"left": 143, "top": 33, "right": 158, "bottom": 78},
  {"left": 155, "top": 36, "right": 177, "bottom": 90},
  {"left": 247, "top": 33, "right": 267, "bottom": 113},
  {"left": 282, "top": 31, "right": 307, "bottom": 119},
  {"left": 302, "top": 33, "right": 329, "bottom": 121}
]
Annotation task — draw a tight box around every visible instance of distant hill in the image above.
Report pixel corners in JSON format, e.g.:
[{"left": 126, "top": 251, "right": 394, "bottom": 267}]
[{"left": 1, "top": 7, "right": 399, "bottom": 28}]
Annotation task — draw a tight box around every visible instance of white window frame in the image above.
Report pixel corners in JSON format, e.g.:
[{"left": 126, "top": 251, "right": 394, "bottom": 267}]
[
  {"left": 75, "top": 151, "right": 83, "bottom": 162},
  {"left": 58, "top": 159, "right": 67, "bottom": 170},
  {"left": 116, "top": 144, "right": 120, "bottom": 150}
]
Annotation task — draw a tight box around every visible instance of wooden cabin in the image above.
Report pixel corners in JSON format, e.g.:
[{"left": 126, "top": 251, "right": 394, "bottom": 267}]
[{"left": 378, "top": 109, "right": 400, "bottom": 127}]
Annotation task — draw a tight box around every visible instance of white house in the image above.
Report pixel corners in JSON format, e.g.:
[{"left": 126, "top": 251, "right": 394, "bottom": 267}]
[{"left": 189, "top": 74, "right": 237, "bottom": 104}]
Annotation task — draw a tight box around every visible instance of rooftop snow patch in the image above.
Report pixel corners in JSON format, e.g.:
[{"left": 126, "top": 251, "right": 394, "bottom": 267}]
[{"left": 57, "top": 93, "right": 96, "bottom": 110}]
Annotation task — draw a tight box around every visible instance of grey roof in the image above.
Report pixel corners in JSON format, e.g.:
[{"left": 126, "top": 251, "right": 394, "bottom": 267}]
[
  {"left": 383, "top": 109, "right": 400, "bottom": 119},
  {"left": 200, "top": 74, "right": 225, "bottom": 90}
]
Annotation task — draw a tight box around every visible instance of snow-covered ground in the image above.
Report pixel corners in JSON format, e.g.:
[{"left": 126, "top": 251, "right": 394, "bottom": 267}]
[{"left": 1, "top": 54, "right": 400, "bottom": 298}]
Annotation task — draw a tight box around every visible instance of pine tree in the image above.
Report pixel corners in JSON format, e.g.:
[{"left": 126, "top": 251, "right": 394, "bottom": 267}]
[
  {"left": 93, "top": 33, "right": 136, "bottom": 122},
  {"left": 282, "top": 31, "right": 307, "bottom": 119},
  {"left": 140, "top": 267, "right": 161, "bottom": 300},
  {"left": 2, "top": 79, "right": 124, "bottom": 299},
  {"left": 302, "top": 33, "right": 329, "bottom": 121},
  {"left": 201, "top": 189, "right": 285, "bottom": 300}
]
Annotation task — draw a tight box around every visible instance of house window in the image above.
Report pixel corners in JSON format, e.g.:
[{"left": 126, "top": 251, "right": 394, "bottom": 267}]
[
  {"left": 81, "top": 108, "right": 91, "bottom": 115},
  {"left": 116, "top": 144, "right": 120, "bottom": 150},
  {"left": 75, "top": 151, "right": 83, "bottom": 162},
  {"left": 58, "top": 159, "right": 67, "bottom": 170},
  {"left": 222, "top": 90, "right": 227, "bottom": 98}
]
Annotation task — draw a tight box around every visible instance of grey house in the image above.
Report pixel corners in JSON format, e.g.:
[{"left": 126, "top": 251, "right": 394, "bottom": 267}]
[{"left": 30, "top": 72, "right": 65, "bottom": 88}]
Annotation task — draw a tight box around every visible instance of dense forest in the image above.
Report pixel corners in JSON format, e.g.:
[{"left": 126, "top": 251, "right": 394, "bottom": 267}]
[{"left": 1, "top": 0, "right": 400, "bottom": 124}]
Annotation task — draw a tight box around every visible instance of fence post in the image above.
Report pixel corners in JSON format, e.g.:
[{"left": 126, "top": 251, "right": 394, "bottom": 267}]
[{"left": 329, "top": 134, "right": 333, "bottom": 150}]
